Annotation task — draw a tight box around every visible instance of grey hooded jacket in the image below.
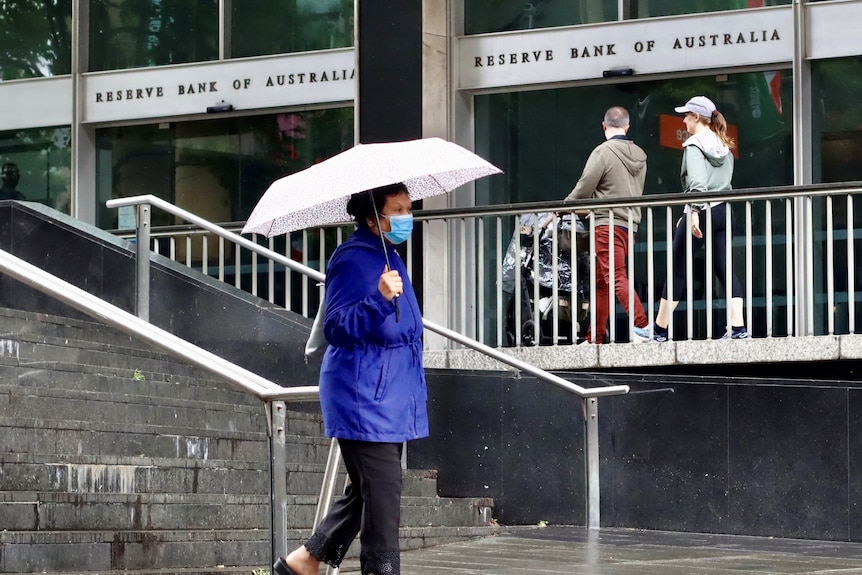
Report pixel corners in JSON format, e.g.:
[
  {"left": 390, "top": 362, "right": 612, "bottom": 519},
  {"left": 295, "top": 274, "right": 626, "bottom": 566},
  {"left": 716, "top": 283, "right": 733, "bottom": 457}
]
[
  {"left": 680, "top": 129, "right": 733, "bottom": 212},
  {"left": 565, "top": 138, "right": 647, "bottom": 232}
]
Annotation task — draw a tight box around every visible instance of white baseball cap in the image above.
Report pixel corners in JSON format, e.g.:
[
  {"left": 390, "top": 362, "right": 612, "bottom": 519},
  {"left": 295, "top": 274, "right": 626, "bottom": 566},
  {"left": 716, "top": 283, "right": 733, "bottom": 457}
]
[{"left": 674, "top": 96, "right": 717, "bottom": 118}]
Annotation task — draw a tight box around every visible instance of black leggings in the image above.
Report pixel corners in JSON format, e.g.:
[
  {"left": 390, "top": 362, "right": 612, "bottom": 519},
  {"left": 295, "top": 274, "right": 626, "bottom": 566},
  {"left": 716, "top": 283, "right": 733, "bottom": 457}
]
[
  {"left": 661, "top": 202, "right": 744, "bottom": 302},
  {"left": 305, "top": 439, "right": 402, "bottom": 575}
]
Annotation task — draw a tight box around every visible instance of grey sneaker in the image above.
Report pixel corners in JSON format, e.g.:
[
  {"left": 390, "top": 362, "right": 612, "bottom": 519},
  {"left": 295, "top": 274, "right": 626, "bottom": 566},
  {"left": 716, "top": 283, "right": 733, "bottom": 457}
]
[
  {"left": 633, "top": 325, "right": 668, "bottom": 342},
  {"left": 632, "top": 326, "right": 651, "bottom": 343},
  {"left": 720, "top": 327, "right": 749, "bottom": 340}
]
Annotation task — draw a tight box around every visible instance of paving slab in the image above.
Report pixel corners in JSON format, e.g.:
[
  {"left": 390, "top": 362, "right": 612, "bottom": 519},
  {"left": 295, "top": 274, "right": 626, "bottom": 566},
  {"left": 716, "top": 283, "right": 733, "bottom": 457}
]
[{"left": 338, "top": 527, "right": 862, "bottom": 574}]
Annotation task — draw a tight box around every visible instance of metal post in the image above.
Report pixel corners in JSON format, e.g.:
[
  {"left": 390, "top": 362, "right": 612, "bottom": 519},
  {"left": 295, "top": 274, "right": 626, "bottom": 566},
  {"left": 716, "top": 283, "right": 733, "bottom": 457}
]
[
  {"left": 314, "top": 439, "right": 345, "bottom": 575},
  {"left": 269, "top": 401, "right": 288, "bottom": 566},
  {"left": 135, "top": 204, "right": 151, "bottom": 320},
  {"left": 584, "top": 397, "right": 600, "bottom": 529},
  {"left": 314, "top": 438, "right": 343, "bottom": 529}
]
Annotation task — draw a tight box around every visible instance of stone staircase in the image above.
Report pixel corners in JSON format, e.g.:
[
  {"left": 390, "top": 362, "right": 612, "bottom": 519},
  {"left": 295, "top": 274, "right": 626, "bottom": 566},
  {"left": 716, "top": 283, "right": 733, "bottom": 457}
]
[{"left": 0, "top": 308, "right": 498, "bottom": 574}]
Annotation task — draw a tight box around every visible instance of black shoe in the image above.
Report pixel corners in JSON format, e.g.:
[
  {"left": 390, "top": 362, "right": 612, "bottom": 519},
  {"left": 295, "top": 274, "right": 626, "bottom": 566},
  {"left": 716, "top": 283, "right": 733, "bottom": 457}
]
[{"left": 273, "top": 557, "right": 299, "bottom": 575}]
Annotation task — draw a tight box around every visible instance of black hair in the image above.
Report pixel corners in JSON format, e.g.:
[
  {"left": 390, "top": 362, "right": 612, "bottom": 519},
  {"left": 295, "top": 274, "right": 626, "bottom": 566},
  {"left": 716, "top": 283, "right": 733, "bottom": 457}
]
[{"left": 346, "top": 183, "right": 408, "bottom": 229}]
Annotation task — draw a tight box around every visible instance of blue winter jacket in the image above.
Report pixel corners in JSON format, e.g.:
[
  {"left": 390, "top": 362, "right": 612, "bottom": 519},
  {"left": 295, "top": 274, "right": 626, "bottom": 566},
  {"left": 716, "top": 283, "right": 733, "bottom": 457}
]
[{"left": 319, "top": 226, "right": 429, "bottom": 442}]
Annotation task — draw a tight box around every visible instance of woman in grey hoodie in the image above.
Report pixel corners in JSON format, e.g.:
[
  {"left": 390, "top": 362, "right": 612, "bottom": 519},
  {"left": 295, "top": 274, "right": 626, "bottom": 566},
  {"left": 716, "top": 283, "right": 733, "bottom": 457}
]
[{"left": 635, "top": 96, "right": 748, "bottom": 342}]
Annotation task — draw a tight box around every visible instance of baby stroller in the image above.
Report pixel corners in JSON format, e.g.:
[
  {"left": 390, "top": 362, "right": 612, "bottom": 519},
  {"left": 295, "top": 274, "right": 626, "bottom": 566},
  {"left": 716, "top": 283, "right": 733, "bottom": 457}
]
[{"left": 502, "top": 212, "right": 590, "bottom": 346}]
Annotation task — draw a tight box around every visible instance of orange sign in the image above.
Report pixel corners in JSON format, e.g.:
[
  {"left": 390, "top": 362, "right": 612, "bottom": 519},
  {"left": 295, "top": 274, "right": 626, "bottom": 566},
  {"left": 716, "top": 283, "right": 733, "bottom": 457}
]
[{"left": 658, "top": 114, "right": 739, "bottom": 159}]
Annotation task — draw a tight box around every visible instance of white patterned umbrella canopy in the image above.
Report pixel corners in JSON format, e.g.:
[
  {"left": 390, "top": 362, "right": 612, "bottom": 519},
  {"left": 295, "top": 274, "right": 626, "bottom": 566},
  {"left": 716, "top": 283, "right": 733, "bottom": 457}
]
[{"left": 242, "top": 137, "right": 502, "bottom": 237}]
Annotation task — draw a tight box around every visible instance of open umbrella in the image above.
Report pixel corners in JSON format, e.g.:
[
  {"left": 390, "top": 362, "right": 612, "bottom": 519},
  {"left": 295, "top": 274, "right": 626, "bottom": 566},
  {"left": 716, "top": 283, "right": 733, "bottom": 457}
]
[{"left": 241, "top": 137, "right": 502, "bottom": 237}]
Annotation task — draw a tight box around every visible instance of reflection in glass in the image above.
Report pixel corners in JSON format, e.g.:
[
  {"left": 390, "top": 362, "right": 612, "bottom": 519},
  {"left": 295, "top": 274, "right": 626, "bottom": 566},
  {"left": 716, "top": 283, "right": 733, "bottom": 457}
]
[
  {"left": 812, "top": 57, "right": 862, "bottom": 184},
  {"left": 89, "top": 0, "right": 218, "bottom": 71},
  {"left": 0, "top": 0, "right": 72, "bottom": 79},
  {"left": 231, "top": 0, "right": 353, "bottom": 57},
  {"left": 466, "top": 0, "right": 616, "bottom": 34},
  {"left": 626, "top": 0, "right": 789, "bottom": 19},
  {"left": 475, "top": 72, "right": 792, "bottom": 207},
  {"left": 464, "top": 0, "right": 792, "bottom": 33},
  {"left": 95, "top": 107, "right": 354, "bottom": 230},
  {"left": 474, "top": 71, "right": 794, "bottom": 342},
  {"left": 0, "top": 126, "right": 72, "bottom": 213}
]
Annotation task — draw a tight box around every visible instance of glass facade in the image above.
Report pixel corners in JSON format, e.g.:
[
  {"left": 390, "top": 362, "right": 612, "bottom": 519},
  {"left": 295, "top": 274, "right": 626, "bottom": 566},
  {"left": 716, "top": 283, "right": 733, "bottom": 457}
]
[
  {"left": 230, "top": 0, "right": 353, "bottom": 58},
  {"left": 95, "top": 107, "right": 354, "bottom": 230},
  {"left": 0, "top": 126, "right": 72, "bottom": 212},
  {"left": 475, "top": 71, "right": 792, "bottom": 206},
  {"left": 89, "top": 0, "right": 218, "bottom": 71},
  {"left": 626, "top": 0, "right": 789, "bottom": 19},
  {"left": 88, "top": 0, "right": 355, "bottom": 70},
  {"left": 812, "top": 56, "right": 862, "bottom": 184},
  {"left": 466, "top": 0, "right": 616, "bottom": 34},
  {"left": 474, "top": 70, "right": 795, "bottom": 341},
  {"left": 811, "top": 56, "right": 862, "bottom": 334},
  {"left": 0, "top": 0, "right": 72, "bottom": 79},
  {"left": 465, "top": 0, "right": 790, "bottom": 34}
]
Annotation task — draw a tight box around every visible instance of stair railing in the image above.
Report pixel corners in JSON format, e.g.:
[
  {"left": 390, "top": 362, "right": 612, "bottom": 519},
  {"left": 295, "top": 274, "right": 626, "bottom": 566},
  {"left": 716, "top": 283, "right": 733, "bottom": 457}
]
[{"left": 105, "top": 195, "right": 630, "bottom": 559}]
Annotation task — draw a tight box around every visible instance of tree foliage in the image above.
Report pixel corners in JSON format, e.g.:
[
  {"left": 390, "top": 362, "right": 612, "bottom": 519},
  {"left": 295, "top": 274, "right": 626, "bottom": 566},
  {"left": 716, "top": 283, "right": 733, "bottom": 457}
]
[{"left": 0, "top": 0, "right": 72, "bottom": 79}]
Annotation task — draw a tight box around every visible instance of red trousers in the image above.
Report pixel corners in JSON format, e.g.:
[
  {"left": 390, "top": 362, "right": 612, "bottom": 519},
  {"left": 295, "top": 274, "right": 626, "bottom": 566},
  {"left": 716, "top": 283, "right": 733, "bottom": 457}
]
[{"left": 587, "top": 225, "right": 648, "bottom": 343}]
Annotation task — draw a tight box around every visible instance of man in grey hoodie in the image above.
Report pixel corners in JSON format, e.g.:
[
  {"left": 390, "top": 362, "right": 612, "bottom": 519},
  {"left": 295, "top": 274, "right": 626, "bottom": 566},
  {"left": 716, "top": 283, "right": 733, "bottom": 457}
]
[{"left": 566, "top": 106, "right": 649, "bottom": 344}]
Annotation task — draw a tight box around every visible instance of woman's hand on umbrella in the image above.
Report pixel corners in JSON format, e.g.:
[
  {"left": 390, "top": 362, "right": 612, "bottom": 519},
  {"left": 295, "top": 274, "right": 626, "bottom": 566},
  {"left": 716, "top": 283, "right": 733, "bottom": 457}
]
[{"left": 379, "top": 267, "right": 403, "bottom": 301}]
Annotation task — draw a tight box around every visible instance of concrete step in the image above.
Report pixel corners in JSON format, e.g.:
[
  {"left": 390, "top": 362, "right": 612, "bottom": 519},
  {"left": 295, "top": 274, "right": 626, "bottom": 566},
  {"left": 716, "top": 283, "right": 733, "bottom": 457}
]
[
  {"left": 0, "top": 453, "right": 271, "bottom": 496},
  {"left": 0, "top": 416, "right": 269, "bottom": 462},
  {"left": 0, "top": 525, "right": 507, "bottom": 574},
  {"left": 6, "top": 360, "right": 268, "bottom": 411},
  {"left": 0, "top": 417, "right": 330, "bottom": 464},
  {"left": 0, "top": 528, "right": 269, "bottom": 573},
  {"left": 0, "top": 309, "right": 144, "bottom": 348},
  {"left": 0, "top": 453, "right": 439, "bottom": 498},
  {"left": 0, "top": 491, "right": 493, "bottom": 532},
  {"left": 1, "top": 333, "right": 219, "bottom": 383}
]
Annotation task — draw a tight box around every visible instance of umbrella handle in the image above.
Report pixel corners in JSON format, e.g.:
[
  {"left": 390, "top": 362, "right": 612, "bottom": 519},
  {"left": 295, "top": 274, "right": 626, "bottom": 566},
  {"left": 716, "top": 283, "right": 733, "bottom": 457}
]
[{"left": 393, "top": 294, "right": 400, "bottom": 322}]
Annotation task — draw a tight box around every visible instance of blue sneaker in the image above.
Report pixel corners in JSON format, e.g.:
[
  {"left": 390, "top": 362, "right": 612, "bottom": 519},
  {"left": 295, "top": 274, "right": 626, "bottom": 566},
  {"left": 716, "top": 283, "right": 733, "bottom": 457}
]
[
  {"left": 720, "top": 327, "right": 749, "bottom": 340},
  {"left": 633, "top": 325, "right": 668, "bottom": 343}
]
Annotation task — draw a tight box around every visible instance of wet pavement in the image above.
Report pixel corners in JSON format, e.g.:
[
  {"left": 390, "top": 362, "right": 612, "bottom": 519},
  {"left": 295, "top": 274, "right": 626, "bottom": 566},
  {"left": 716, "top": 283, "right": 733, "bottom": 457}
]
[{"left": 341, "top": 527, "right": 862, "bottom": 574}]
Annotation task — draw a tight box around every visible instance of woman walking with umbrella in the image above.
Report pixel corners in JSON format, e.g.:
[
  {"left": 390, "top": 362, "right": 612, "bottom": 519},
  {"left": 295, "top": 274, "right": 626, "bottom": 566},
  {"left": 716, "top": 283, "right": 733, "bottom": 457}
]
[
  {"left": 243, "top": 137, "right": 500, "bottom": 574},
  {"left": 274, "top": 183, "right": 427, "bottom": 575}
]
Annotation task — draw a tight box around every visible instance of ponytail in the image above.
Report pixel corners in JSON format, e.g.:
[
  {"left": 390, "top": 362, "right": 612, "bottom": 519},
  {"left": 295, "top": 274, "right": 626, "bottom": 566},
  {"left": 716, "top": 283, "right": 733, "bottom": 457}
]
[{"left": 710, "top": 110, "right": 736, "bottom": 150}]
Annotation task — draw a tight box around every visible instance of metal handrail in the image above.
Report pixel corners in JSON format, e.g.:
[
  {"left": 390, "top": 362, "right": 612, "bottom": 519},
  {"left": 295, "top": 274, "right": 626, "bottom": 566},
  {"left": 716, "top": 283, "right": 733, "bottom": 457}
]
[
  {"left": 105, "top": 194, "right": 630, "bottom": 555},
  {"left": 413, "top": 181, "right": 862, "bottom": 220},
  {"left": 0, "top": 249, "right": 317, "bottom": 403},
  {"left": 107, "top": 195, "right": 629, "bottom": 399}
]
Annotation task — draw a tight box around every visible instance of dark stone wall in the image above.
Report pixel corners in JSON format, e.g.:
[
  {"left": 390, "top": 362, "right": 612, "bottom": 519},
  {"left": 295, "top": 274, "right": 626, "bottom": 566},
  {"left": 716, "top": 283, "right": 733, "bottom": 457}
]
[
  {"left": 0, "top": 201, "right": 318, "bottom": 389},
  {"left": 411, "top": 368, "right": 862, "bottom": 542}
]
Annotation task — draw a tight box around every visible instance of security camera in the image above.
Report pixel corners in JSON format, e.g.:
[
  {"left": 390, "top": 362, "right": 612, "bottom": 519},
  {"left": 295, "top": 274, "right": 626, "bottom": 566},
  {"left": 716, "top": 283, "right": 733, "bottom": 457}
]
[{"left": 206, "top": 102, "right": 234, "bottom": 113}]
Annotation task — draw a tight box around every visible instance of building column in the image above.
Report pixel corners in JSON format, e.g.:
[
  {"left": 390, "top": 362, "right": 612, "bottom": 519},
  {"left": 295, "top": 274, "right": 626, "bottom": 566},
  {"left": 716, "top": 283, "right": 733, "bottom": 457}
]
[
  {"left": 356, "top": 0, "right": 422, "bottom": 144},
  {"left": 422, "top": 0, "right": 453, "bottom": 350}
]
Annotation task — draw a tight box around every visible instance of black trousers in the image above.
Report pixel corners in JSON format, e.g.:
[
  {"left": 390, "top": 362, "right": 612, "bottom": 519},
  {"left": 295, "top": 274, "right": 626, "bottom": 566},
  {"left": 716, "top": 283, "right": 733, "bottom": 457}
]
[
  {"left": 305, "top": 439, "right": 403, "bottom": 575},
  {"left": 662, "top": 202, "right": 744, "bottom": 302}
]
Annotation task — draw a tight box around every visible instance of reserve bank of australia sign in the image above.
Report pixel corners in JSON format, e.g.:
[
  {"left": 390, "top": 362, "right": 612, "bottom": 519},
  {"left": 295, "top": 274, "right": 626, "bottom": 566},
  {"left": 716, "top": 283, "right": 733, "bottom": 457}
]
[{"left": 459, "top": 7, "right": 792, "bottom": 90}]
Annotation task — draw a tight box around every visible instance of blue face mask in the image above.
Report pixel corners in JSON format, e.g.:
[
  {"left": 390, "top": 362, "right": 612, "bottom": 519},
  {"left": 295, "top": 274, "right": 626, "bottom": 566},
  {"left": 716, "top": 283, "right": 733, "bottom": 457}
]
[{"left": 382, "top": 214, "right": 414, "bottom": 245}]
